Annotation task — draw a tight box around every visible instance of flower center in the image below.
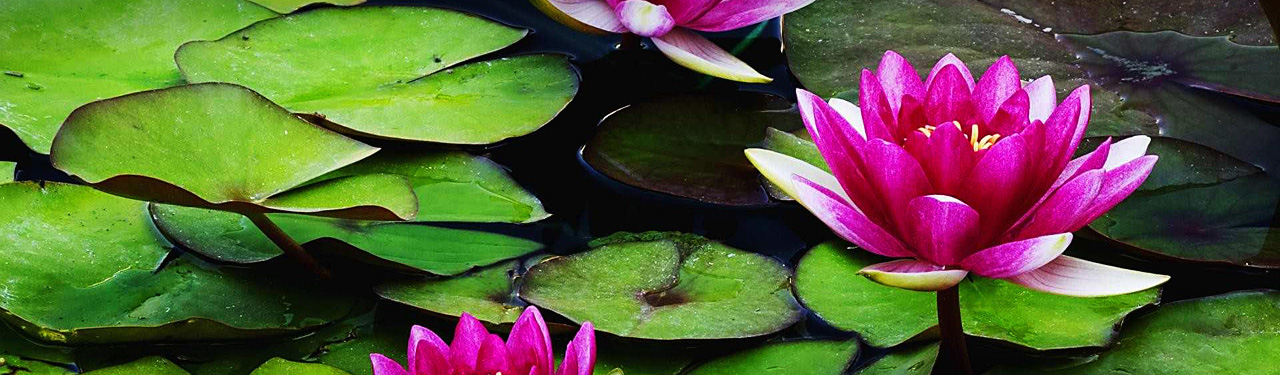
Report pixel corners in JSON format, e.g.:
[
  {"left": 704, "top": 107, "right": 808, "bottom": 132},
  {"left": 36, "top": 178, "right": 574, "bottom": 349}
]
[{"left": 917, "top": 121, "right": 1001, "bottom": 151}]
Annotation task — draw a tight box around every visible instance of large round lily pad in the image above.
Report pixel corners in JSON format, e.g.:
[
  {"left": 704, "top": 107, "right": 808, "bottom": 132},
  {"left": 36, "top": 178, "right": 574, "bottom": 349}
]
[
  {"left": 152, "top": 204, "right": 542, "bottom": 274},
  {"left": 987, "top": 290, "right": 1280, "bottom": 375},
  {"left": 251, "top": 358, "right": 351, "bottom": 375},
  {"left": 1089, "top": 137, "right": 1280, "bottom": 269},
  {"left": 0, "top": 182, "right": 357, "bottom": 344},
  {"left": 377, "top": 261, "right": 526, "bottom": 324},
  {"left": 176, "top": 6, "right": 578, "bottom": 145},
  {"left": 0, "top": 0, "right": 276, "bottom": 154},
  {"left": 794, "top": 242, "right": 1160, "bottom": 349},
  {"left": 581, "top": 93, "right": 804, "bottom": 206},
  {"left": 83, "top": 357, "right": 189, "bottom": 375},
  {"left": 520, "top": 232, "right": 803, "bottom": 340},
  {"left": 314, "top": 150, "right": 549, "bottom": 224},
  {"left": 249, "top": 0, "right": 364, "bottom": 13},
  {"left": 49, "top": 83, "right": 416, "bottom": 221},
  {"left": 682, "top": 339, "right": 859, "bottom": 375}
]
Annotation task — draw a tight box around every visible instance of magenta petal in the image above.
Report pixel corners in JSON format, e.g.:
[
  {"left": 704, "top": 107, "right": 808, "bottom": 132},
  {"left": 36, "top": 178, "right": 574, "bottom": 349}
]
[
  {"left": 1074, "top": 155, "right": 1158, "bottom": 228},
  {"left": 859, "top": 139, "right": 934, "bottom": 235},
  {"left": 657, "top": 0, "right": 718, "bottom": 24},
  {"left": 408, "top": 325, "right": 452, "bottom": 375},
  {"left": 475, "top": 334, "right": 512, "bottom": 375},
  {"left": 858, "top": 260, "right": 969, "bottom": 291},
  {"left": 925, "top": 64, "right": 977, "bottom": 126},
  {"left": 960, "top": 233, "right": 1073, "bottom": 278},
  {"left": 790, "top": 175, "right": 915, "bottom": 258},
  {"left": 906, "top": 195, "right": 979, "bottom": 266},
  {"left": 876, "top": 51, "right": 926, "bottom": 117},
  {"left": 858, "top": 69, "right": 899, "bottom": 141},
  {"left": 988, "top": 89, "right": 1030, "bottom": 135},
  {"left": 1014, "top": 170, "right": 1103, "bottom": 239},
  {"left": 1023, "top": 75, "right": 1056, "bottom": 123},
  {"left": 1041, "top": 85, "right": 1091, "bottom": 174},
  {"left": 651, "top": 28, "right": 771, "bottom": 83},
  {"left": 796, "top": 90, "right": 883, "bottom": 219},
  {"left": 1049, "top": 137, "right": 1112, "bottom": 190},
  {"left": 450, "top": 313, "right": 489, "bottom": 373},
  {"left": 925, "top": 53, "right": 975, "bottom": 91},
  {"left": 972, "top": 56, "right": 1022, "bottom": 124},
  {"left": 615, "top": 0, "right": 676, "bottom": 37},
  {"left": 1008, "top": 255, "right": 1170, "bottom": 297},
  {"left": 681, "top": 0, "right": 817, "bottom": 32},
  {"left": 959, "top": 133, "right": 1032, "bottom": 242},
  {"left": 508, "top": 307, "right": 554, "bottom": 375},
  {"left": 371, "top": 354, "right": 411, "bottom": 375},
  {"left": 911, "top": 122, "right": 975, "bottom": 196},
  {"left": 535, "top": 0, "right": 628, "bottom": 33},
  {"left": 557, "top": 323, "right": 597, "bottom": 375}
]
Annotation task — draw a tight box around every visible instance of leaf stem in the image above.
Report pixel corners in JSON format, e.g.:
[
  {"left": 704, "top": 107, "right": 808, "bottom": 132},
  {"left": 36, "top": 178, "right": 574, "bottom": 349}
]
[
  {"left": 935, "top": 285, "right": 972, "bottom": 375},
  {"left": 245, "top": 212, "right": 331, "bottom": 279}
]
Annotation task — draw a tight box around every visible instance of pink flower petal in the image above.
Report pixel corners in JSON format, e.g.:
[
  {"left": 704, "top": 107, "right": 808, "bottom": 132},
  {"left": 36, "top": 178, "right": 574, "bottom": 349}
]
[
  {"left": 973, "top": 56, "right": 1023, "bottom": 124},
  {"left": 1103, "top": 135, "right": 1152, "bottom": 170},
  {"left": 557, "top": 322, "right": 597, "bottom": 375},
  {"left": 408, "top": 325, "right": 452, "bottom": 375},
  {"left": 859, "top": 139, "right": 934, "bottom": 235},
  {"left": 532, "top": 0, "right": 628, "bottom": 34},
  {"left": 958, "top": 133, "right": 1032, "bottom": 243},
  {"left": 681, "top": 0, "right": 817, "bottom": 32},
  {"left": 651, "top": 28, "right": 771, "bottom": 83},
  {"left": 615, "top": 0, "right": 676, "bottom": 37},
  {"left": 876, "top": 51, "right": 926, "bottom": 127},
  {"left": 925, "top": 64, "right": 977, "bottom": 127},
  {"left": 476, "top": 334, "right": 511, "bottom": 375},
  {"left": 858, "top": 259, "right": 969, "bottom": 291},
  {"left": 1041, "top": 85, "right": 1091, "bottom": 176},
  {"left": 1007, "top": 255, "right": 1170, "bottom": 297},
  {"left": 906, "top": 195, "right": 979, "bottom": 266},
  {"left": 370, "top": 354, "right": 410, "bottom": 375},
  {"left": 1023, "top": 75, "right": 1056, "bottom": 123},
  {"left": 1074, "top": 155, "right": 1158, "bottom": 228},
  {"left": 925, "top": 53, "right": 975, "bottom": 91},
  {"left": 1013, "top": 169, "right": 1103, "bottom": 239},
  {"left": 744, "top": 148, "right": 850, "bottom": 204},
  {"left": 795, "top": 90, "right": 883, "bottom": 218},
  {"left": 827, "top": 98, "right": 868, "bottom": 141},
  {"left": 657, "top": 0, "right": 718, "bottom": 24},
  {"left": 859, "top": 69, "right": 901, "bottom": 141},
  {"left": 449, "top": 313, "right": 489, "bottom": 373},
  {"left": 1049, "top": 137, "right": 1112, "bottom": 190},
  {"left": 960, "top": 233, "right": 1073, "bottom": 278},
  {"left": 987, "top": 89, "right": 1030, "bottom": 135},
  {"left": 905, "top": 121, "right": 975, "bottom": 196},
  {"left": 508, "top": 307, "right": 554, "bottom": 375},
  {"left": 789, "top": 175, "right": 915, "bottom": 258}
]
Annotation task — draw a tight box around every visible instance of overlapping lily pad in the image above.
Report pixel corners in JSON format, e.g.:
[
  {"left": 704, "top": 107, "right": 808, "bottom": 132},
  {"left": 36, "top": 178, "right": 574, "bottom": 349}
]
[
  {"left": 249, "top": 0, "right": 365, "bottom": 13},
  {"left": 49, "top": 83, "right": 416, "bottom": 221},
  {"left": 83, "top": 357, "right": 189, "bottom": 375},
  {"left": 582, "top": 94, "right": 804, "bottom": 206},
  {"left": 176, "top": 6, "right": 578, "bottom": 145},
  {"left": 314, "top": 150, "right": 549, "bottom": 224},
  {"left": 854, "top": 343, "right": 938, "bottom": 375},
  {"left": 377, "top": 261, "right": 526, "bottom": 324},
  {"left": 520, "top": 232, "right": 802, "bottom": 339},
  {"left": 1089, "top": 137, "right": 1280, "bottom": 269},
  {"left": 794, "top": 242, "right": 1160, "bottom": 349},
  {"left": 0, "top": 355, "right": 73, "bottom": 375},
  {"left": 0, "top": 0, "right": 275, "bottom": 154},
  {"left": 682, "top": 339, "right": 859, "bottom": 375},
  {"left": 152, "top": 204, "right": 543, "bottom": 273},
  {"left": 251, "top": 358, "right": 351, "bottom": 375},
  {"left": 0, "top": 182, "right": 356, "bottom": 344},
  {"left": 987, "top": 290, "right": 1280, "bottom": 375}
]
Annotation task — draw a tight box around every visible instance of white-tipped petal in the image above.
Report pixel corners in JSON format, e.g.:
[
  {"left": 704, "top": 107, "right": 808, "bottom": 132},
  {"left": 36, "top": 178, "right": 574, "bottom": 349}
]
[
  {"left": 532, "top": 0, "right": 628, "bottom": 34},
  {"left": 1007, "top": 255, "right": 1170, "bottom": 297},
  {"left": 1103, "top": 135, "right": 1152, "bottom": 170},
  {"left": 858, "top": 260, "right": 968, "bottom": 292},
  {"left": 826, "top": 98, "right": 868, "bottom": 140},
  {"left": 745, "top": 148, "right": 848, "bottom": 203},
  {"left": 652, "top": 28, "right": 772, "bottom": 83}
]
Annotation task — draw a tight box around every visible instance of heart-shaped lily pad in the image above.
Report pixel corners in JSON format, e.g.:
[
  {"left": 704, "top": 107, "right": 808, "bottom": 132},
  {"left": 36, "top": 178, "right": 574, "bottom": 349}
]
[
  {"left": 249, "top": 0, "right": 364, "bottom": 13},
  {"left": 854, "top": 342, "right": 938, "bottom": 375},
  {"left": 987, "top": 290, "right": 1280, "bottom": 375},
  {"left": 176, "top": 6, "right": 578, "bottom": 145},
  {"left": 0, "top": 0, "right": 275, "bottom": 154},
  {"left": 314, "top": 150, "right": 549, "bottom": 224},
  {"left": 151, "top": 204, "right": 543, "bottom": 273},
  {"left": 0, "top": 182, "right": 356, "bottom": 344},
  {"left": 520, "top": 232, "right": 802, "bottom": 340},
  {"left": 682, "top": 339, "right": 859, "bottom": 375},
  {"left": 377, "top": 261, "right": 525, "bottom": 324},
  {"left": 1089, "top": 137, "right": 1280, "bottom": 269},
  {"left": 581, "top": 93, "right": 804, "bottom": 206},
  {"left": 49, "top": 83, "right": 416, "bottom": 221},
  {"left": 83, "top": 357, "right": 189, "bottom": 375},
  {"left": 251, "top": 358, "right": 352, "bottom": 375},
  {"left": 794, "top": 242, "right": 1160, "bottom": 349}
]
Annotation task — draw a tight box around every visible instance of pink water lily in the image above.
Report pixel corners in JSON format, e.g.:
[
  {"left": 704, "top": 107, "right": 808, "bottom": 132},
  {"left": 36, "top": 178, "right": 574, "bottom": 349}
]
[
  {"left": 532, "top": 0, "right": 815, "bottom": 83},
  {"left": 371, "top": 307, "right": 595, "bottom": 375},
  {"left": 746, "top": 51, "right": 1171, "bottom": 296}
]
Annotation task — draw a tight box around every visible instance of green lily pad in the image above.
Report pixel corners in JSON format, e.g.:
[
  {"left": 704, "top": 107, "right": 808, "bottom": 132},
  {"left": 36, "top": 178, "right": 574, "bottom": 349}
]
[
  {"left": 0, "top": 356, "right": 73, "bottom": 375},
  {"left": 0, "top": 319, "right": 72, "bottom": 364},
  {"left": 683, "top": 339, "right": 859, "bottom": 375},
  {"left": 782, "top": 0, "right": 1157, "bottom": 137},
  {"left": 520, "top": 232, "right": 802, "bottom": 340},
  {"left": 987, "top": 290, "right": 1280, "bottom": 375},
  {"left": 249, "top": 0, "right": 365, "bottom": 13},
  {"left": 1089, "top": 138, "right": 1280, "bottom": 269},
  {"left": 853, "top": 343, "right": 938, "bottom": 375},
  {"left": 315, "top": 320, "right": 409, "bottom": 375},
  {"left": 581, "top": 93, "right": 804, "bottom": 206},
  {"left": 761, "top": 127, "right": 826, "bottom": 201},
  {"left": 1, "top": 161, "right": 13, "bottom": 183},
  {"left": 377, "top": 261, "right": 525, "bottom": 324},
  {"left": 151, "top": 204, "right": 543, "bottom": 273},
  {"left": 794, "top": 242, "right": 1160, "bottom": 349},
  {"left": 315, "top": 150, "right": 549, "bottom": 224},
  {"left": 176, "top": 6, "right": 578, "bottom": 145},
  {"left": 0, "top": 182, "right": 356, "bottom": 344},
  {"left": 0, "top": 0, "right": 275, "bottom": 154},
  {"left": 251, "top": 358, "right": 352, "bottom": 375},
  {"left": 588, "top": 342, "right": 693, "bottom": 375},
  {"left": 49, "top": 83, "right": 416, "bottom": 221},
  {"left": 83, "top": 357, "right": 189, "bottom": 375}
]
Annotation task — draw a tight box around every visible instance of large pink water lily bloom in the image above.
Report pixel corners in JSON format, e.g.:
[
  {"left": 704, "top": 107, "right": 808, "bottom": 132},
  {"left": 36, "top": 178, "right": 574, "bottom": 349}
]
[
  {"left": 370, "top": 307, "right": 595, "bottom": 375},
  {"left": 532, "top": 0, "right": 815, "bottom": 83},
  {"left": 746, "top": 51, "right": 1171, "bottom": 297}
]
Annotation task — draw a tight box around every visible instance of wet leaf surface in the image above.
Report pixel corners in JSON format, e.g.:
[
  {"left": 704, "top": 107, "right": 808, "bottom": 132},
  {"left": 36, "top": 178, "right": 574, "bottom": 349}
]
[
  {"left": 853, "top": 342, "right": 938, "bottom": 375},
  {"left": 249, "top": 0, "right": 366, "bottom": 13},
  {"left": 250, "top": 358, "right": 352, "bottom": 375},
  {"left": 377, "top": 261, "right": 526, "bottom": 325},
  {"left": 82, "top": 356, "right": 189, "bottom": 375}
]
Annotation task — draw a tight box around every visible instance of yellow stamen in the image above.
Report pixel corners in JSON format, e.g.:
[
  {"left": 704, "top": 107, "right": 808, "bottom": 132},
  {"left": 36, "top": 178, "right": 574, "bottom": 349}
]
[{"left": 915, "top": 122, "right": 1001, "bottom": 151}]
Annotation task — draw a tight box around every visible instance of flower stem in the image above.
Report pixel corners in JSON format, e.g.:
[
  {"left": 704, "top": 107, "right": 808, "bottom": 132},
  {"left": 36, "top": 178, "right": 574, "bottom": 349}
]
[
  {"left": 618, "top": 33, "right": 642, "bottom": 51},
  {"left": 936, "top": 285, "right": 972, "bottom": 375},
  {"left": 245, "top": 212, "right": 331, "bottom": 279}
]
